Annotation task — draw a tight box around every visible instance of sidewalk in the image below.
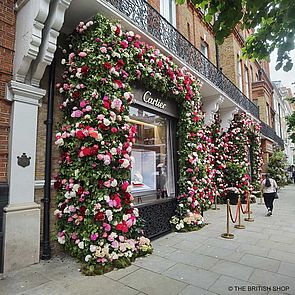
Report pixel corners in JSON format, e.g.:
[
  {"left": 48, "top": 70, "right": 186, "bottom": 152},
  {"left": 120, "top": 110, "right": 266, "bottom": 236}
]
[{"left": 1, "top": 185, "right": 295, "bottom": 295}]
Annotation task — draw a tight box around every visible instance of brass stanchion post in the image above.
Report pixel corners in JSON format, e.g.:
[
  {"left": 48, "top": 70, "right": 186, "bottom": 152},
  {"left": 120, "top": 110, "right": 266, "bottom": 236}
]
[
  {"left": 234, "top": 197, "right": 245, "bottom": 229},
  {"left": 221, "top": 199, "right": 234, "bottom": 239},
  {"left": 211, "top": 193, "right": 220, "bottom": 210},
  {"left": 244, "top": 191, "right": 254, "bottom": 222},
  {"left": 258, "top": 190, "right": 264, "bottom": 205}
]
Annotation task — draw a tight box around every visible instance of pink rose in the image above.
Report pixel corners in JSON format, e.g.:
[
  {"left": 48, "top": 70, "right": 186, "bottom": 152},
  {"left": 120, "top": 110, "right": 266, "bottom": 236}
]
[{"left": 78, "top": 52, "right": 87, "bottom": 57}]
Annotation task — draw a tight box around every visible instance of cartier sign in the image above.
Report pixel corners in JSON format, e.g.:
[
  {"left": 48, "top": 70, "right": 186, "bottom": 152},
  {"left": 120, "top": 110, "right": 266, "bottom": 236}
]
[{"left": 142, "top": 91, "right": 167, "bottom": 109}]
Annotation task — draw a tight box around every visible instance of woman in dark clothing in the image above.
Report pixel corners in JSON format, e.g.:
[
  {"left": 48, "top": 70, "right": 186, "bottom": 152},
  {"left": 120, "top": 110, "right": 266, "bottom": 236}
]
[{"left": 261, "top": 174, "right": 278, "bottom": 216}]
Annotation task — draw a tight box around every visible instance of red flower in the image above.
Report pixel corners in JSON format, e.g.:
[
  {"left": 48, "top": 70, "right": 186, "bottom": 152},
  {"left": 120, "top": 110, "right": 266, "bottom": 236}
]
[
  {"left": 91, "top": 145, "right": 99, "bottom": 155},
  {"left": 81, "top": 65, "right": 89, "bottom": 74},
  {"left": 76, "top": 130, "right": 84, "bottom": 140},
  {"left": 123, "top": 192, "right": 132, "bottom": 205},
  {"left": 94, "top": 211, "right": 105, "bottom": 221},
  {"left": 114, "top": 79, "right": 123, "bottom": 89},
  {"left": 72, "top": 91, "right": 80, "bottom": 99},
  {"left": 121, "top": 181, "right": 129, "bottom": 191},
  {"left": 116, "top": 221, "right": 129, "bottom": 233},
  {"left": 103, "top": 62, "right": 112, "bottom": 69},
  {"left": 116, "top": 59, "right": 125, "bottom": 68},
  {"left": 79, "top": 206, "right": 87, "bottom": 216}
]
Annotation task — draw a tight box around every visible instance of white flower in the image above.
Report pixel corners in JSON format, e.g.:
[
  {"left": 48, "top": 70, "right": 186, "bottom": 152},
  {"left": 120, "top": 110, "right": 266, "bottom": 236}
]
[
  {"left": 55, "top": 138, "right": 64, "bottom": 146},
  {"left": 73, "top": 184, "right": 80, "bottom": 192},
  {"left": 111, "top": 179, "right": 117, "bottom": 187},
  {"left": 110, "top": 148, "right": 117, "bottom": 155},
  {"left": 85, "top": 255, "right": 92, "bottom": 262},
  {"left": 90, "top": 245, "right": 97, "bottom": 252},
  {"left": 105, "top": 209, "right": 113, "bottom": 221},
  {"left": 58, "top": 236, "right": 65, "bottom": 244},
  {"left": 103, "top": 118, "right": 111, "bottom": 126},
  {"left": 78, "top": 241, "right": 85, "bottom": 249}
]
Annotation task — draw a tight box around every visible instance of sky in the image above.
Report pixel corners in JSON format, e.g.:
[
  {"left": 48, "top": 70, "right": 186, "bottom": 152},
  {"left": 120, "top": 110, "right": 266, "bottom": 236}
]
[{"left": 270, "top": 49, "right": 295, "bottom": 95}]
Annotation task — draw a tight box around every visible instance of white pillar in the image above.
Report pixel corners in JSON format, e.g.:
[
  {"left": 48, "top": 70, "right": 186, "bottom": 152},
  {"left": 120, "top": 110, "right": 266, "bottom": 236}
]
[{"left": 3, "top": 81, "right": 46, "bottom": 272}]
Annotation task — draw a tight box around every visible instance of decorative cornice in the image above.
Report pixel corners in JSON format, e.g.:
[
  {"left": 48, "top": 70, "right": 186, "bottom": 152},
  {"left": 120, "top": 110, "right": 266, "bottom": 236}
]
[
  {"left": 31, "top": 0, "right": 72, "bottom": 86},
  {"left": 202, "top": 94, "right": 224, "bottom": 125},
  {"left": 13, "top": 0, "right": 51, "bottom": 83},
  {"left": 6, "top": 81, "right": 46, "bottom": 106},
  {"left": 219, "top": 106, "right": 240, "bottom": 130}
]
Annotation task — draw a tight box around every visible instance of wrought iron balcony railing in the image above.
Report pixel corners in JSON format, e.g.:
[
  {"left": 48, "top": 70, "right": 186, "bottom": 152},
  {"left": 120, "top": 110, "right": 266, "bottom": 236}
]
[
  {"left": 107, "top": 0, "right": 259, "bottom": 119},
  {"left": 260, "top": 121, "right": 284, "bottom": 148}
]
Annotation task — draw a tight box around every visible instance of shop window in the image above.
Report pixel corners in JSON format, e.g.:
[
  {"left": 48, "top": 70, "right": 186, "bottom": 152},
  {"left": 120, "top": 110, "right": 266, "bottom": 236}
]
[{"left": 129, "top": 106, "right": 175, "bottom": 205}]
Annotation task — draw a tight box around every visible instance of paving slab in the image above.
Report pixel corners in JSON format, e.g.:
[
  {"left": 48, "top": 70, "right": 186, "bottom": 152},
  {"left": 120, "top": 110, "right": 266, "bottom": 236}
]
[
  {"left": 133, "top": 254, "right": 176, "bottom": 273},
  {"left": 278, "top": 261, "right": 295, "bottom": 278},
  {"left": 179, "top": 284, "right": 219, "bottom": 295},
  {"left": 239, "top": 253, "right": 280, "bottom": 272},
  {"left": 163, "top": 262, "right": 220, "bottom": 290},
  {"left": 104, "top": 265, "right": 140, "bottom": 281},
  {"left": 168, "top": 250, "right": 219, "bottom": 270},
  {"left": 268, "top": 249, "right": 295, "bottom": 264},
  {"left": 209, "top": 275, "right": 268, "bottom": 295},
  {"left": 249, "top": 269, "right": 295, "bottom": 295},
  {"left": 118, "top": 268, "right": 187, "bottom": 295},
  {"left": 194, "top": 245, "right": 244, "bottom": 262},
  {"left": 209, "top": 260, "right": 254, "bottom": 281}
]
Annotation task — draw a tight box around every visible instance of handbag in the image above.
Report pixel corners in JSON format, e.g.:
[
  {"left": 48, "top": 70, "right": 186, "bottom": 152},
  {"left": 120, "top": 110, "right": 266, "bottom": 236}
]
[{"left": 274, "top": 191, "right": 279, "bottom": 199}]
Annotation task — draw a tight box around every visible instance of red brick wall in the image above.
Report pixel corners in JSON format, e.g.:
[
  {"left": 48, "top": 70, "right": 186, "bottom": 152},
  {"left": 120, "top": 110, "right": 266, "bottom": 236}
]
[{"left": 0, "top": 0, "right": 15, "bottom": 182}]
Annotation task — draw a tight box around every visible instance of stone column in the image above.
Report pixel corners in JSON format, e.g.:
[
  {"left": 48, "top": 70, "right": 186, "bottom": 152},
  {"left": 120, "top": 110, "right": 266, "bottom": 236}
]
[{"left": 3, "top": 81, "right": 46, "bottom": 272}]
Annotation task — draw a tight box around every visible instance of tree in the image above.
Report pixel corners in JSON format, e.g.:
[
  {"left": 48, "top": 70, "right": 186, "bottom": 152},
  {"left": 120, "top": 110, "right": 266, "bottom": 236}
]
[
  {"left": 286, "top": 97, "right": 295, "bottom": 142},
  {"left": 176, "top": 0, "right": 295, "bottom": 71},
  {"left": 266, "top": 150, "right": 288, "bottom": 187}
]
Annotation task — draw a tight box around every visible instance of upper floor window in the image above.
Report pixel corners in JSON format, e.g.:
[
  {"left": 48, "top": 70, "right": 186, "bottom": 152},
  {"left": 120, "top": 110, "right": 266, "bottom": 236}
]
[
  {"left": 200, "top": 39, "right": 209, "bottom": 58},
  {"left": 244, "top": 66, "right": 250, "bottom": 98},
  {"left": 237, "top": 57, "right": 243, "bottom": 91},
  {"left": 160, "top": 0, "right": 176, "bottom": 27}
]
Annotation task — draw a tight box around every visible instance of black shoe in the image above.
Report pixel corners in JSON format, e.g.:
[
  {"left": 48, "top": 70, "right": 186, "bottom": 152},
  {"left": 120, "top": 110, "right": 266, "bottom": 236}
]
[{"left": 266, "top": 211, "right": 272, "bottom": 216}]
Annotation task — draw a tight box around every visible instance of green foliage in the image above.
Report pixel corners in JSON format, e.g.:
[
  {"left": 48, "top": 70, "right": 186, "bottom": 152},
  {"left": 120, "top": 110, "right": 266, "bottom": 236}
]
[
  {"left": 266, "top": 150, "right": 288, "bottom": 187},
  {"left": 176, "top": 0, "right": 295, "bottom": 71}
]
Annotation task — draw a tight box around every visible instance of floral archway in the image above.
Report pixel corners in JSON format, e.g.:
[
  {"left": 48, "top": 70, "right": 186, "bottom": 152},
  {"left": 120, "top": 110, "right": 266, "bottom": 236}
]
[
  {"left": 209, "top": 113, "right": 262, "bottom": 202},
  {"left": 54, "top": 15, "right": 207, "bottom": 274}
]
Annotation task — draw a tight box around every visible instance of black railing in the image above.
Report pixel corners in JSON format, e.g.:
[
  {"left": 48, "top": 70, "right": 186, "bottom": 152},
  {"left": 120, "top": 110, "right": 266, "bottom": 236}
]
[
  {"left": 260, "top": 121, "right": 284, "bottom": 148},
  {"left": 107, "top": 0, "right": 259, "bottom": 119}
]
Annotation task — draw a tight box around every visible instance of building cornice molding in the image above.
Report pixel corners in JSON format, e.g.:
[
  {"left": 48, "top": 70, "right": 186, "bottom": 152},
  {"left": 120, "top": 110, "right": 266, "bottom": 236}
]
[
  {"left": 13, "top": 0, "right": 51, "bottom": 83},
  {"left": 31, "top": 0, "right": 72, "bottom": 86},
  {"left": 202, "top": 94, "right": 224, "bottom": 125},
  {"left": 6, "top": 81, "right": 46, "bottom": 106}
]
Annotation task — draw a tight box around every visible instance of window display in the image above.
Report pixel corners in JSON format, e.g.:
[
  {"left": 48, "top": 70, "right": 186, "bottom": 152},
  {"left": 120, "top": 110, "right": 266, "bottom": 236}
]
[{"left": 129, "top": 106, "right": 175, "bottom": 205}]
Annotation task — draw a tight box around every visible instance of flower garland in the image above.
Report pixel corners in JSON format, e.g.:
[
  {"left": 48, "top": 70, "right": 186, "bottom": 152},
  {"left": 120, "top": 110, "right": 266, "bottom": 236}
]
[{"left": 54, "top": 14, "right": 206, "bottom": 274}]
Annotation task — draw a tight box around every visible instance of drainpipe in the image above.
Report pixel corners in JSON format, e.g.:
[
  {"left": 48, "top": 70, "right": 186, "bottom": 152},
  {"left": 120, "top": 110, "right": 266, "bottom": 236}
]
[
  {"left": 215, "top": 41, "right": 220, "bottom": 70},
  {"left": 41, "top": 58, "right": 56, "bottom": 260}
]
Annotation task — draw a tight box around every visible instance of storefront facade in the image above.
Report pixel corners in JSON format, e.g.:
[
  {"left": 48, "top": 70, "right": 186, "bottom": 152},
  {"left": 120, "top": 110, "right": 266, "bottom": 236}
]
[{"left": 1, "top": 0, "right": 283, "bottom": 273}]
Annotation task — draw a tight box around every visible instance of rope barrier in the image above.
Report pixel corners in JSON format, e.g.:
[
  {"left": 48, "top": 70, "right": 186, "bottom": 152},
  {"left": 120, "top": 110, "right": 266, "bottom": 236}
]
[
  {"left": 228, "top": 202, "right": 239, "bottom": 224},
  {"left": 244, "top": 191, "right": 254, "bottom": 222},
  {"left": 234, "top": 197, "right": 246, "bottom": 229},
  {"left": 221, "top": 199, "right": 234, "bottom": 239}
]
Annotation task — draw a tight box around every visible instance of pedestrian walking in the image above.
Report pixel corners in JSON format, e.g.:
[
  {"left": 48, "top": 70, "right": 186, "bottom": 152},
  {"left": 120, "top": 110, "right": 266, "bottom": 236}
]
[
  {"left": 261, "top": 173, "right": 278, "bottom": 216},
  {"left": 292, "top": 170, "right": 295, "bottom": 184}
]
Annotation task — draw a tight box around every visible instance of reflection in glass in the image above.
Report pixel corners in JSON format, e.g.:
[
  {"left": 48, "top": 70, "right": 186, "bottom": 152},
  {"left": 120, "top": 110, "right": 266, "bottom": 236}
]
[{"left": 129, "top": 106, "right": 175, "bottom": 205}]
